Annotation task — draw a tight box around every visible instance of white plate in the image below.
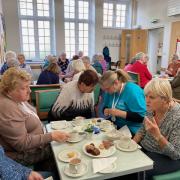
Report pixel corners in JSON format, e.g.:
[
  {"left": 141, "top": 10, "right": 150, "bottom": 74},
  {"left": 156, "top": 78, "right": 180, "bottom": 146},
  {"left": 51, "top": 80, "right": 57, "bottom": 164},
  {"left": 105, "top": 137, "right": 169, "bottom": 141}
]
[
  {"left": 64, "top": 162, "right": 88, "bottom": 177},
  {"left": 58, "top": 149, "right": 81, "bottom": 162},
  {"left": 71, "top": 121, "right": 84, "bottom": 126},
  {"left": 99, "top": 162, "right": 116, "bottom": 174},
  {"left": 51, "top": 121, "right": 70, "bottom": 130},
  {"left": 115, "top": 140, "right": 138, "bottom": 152},
  {"left": 67, "top": 134, "right": 86, "bottom": 143},
  {"left": 83, "top": 140, "right": 116, "bottom": 158}
]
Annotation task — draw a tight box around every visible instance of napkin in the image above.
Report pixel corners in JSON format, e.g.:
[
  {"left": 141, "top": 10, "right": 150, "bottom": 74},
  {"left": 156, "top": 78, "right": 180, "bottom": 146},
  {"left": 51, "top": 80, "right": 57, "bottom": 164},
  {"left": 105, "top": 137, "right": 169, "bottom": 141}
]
[
  {"left": 92, "top": 157, "right": 117, "bottom": 173},
  {"left": 118, "top": 125, "right": 132, "bottom": 138},
  {"left": 45, "top": 176, "right": 53, "bottom": 180}
]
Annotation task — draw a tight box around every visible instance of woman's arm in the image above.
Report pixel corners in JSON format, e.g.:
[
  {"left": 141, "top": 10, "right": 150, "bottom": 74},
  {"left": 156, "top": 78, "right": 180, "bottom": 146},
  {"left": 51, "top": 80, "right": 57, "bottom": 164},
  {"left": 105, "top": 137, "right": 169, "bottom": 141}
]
[{"left": 144, "top": 117, "right": 180, "bottom": 160}]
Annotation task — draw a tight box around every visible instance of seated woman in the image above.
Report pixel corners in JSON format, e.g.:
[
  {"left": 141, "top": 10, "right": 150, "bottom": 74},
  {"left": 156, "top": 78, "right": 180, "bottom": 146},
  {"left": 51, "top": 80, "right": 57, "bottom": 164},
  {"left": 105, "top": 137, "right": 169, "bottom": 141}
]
[
  {"left": 171, "top": 67, "right": 180, "bottom": 100},
  {"left": 37, "top": 57, "right": 60, "bottom": 84},
  {"left": 165, "top": 54, "right": 180, "bottom": 77},
  {"left": 57, "top": 52, "right": 69, "bottom": 74},
  {"left": 49, "top": 69, "right": 99, "bottom": 121},
  {"left": 0, "top": 146, "right": 44, "bottom": 180},
  {"left": 61, "top": 59, "right": 86, "bottom": 82},
  {"left": 133, "top": 79, "right": 180, "bottom": 178},
  {"left": 99, "top": 69, "right": 146, "bottom": 134},
  {"left": 17, "top": 53, "right": 32, "bottom": 75},
  {"left": 0, "top": 51, "right": 17, "bottom": 75},
  {"left": 0, "top": 68, "right": 70, "bottom": 167}
]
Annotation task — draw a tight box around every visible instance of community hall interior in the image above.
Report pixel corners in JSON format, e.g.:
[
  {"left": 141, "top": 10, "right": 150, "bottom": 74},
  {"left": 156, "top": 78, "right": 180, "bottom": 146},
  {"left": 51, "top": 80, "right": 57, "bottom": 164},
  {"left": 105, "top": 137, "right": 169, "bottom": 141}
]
[{"left": 0, "top": 0, "right": 180, "bottom": 180}]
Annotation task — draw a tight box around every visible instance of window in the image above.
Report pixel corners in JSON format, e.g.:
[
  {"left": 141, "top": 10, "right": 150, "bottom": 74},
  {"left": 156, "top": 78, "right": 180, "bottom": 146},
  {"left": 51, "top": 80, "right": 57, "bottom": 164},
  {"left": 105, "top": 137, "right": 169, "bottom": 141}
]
[
  {"left": 103, "top": 0, "right": 130, "bottom": 29},
  {"left": 18, "top": 0, "right": 55, "bottom": 60},
  {"left": 64, "top": 0, "right": 90, "bottom": 58}
]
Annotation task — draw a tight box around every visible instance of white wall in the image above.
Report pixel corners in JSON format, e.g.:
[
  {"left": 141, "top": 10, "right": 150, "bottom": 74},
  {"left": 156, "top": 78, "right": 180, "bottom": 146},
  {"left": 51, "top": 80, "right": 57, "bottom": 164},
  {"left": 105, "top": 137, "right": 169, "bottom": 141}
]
[
  {"left": 0, "top": 0, "right": 2, "bottom": 13},
  {"left": 2, "top": 0, "right": 20, "bottom": 53},
  {"left": 95, "top": 0, "right": 121, "bottom": 62},
  {"left": 136, "top": 0, "right": 180, "bottom": 69}
]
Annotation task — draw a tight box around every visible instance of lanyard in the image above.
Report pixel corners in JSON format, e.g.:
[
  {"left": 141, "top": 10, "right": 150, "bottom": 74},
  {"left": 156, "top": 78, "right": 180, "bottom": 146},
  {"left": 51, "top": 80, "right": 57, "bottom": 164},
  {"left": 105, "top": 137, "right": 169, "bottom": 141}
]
[
  {"left": 111, "top": 83, "right": 124, "bottom": 122},
  {"left": 112, "top": 83, "right": 124, "bottom": 109}
]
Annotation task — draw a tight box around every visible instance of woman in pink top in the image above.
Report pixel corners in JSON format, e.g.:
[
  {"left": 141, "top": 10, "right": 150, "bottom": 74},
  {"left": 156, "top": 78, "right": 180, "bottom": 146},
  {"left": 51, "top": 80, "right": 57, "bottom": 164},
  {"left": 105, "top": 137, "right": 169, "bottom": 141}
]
[{"left": 0, "top": 68, "right": 70, "bottom": 166}]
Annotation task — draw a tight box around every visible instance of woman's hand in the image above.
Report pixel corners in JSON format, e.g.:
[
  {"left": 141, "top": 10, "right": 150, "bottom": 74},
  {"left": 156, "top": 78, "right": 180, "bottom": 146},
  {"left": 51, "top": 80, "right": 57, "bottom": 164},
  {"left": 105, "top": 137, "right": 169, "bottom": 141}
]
[
  {"left": 144, "top": 116, "right": 161, "bottom": 140},
  {"left": 104, "top": 108, "right": 126, "bottom": 118},
  {"left": 104, "top": 108, "right": 116, "bottom": 116},
  {"left": 51, "top": 131, "right": 70, "bottom": 142},
  {"left": 104, "top": 108, "right": 110, "bottom": 116},
  {"left": 28, "top": 171, "right": 44, "bottom": 180}
]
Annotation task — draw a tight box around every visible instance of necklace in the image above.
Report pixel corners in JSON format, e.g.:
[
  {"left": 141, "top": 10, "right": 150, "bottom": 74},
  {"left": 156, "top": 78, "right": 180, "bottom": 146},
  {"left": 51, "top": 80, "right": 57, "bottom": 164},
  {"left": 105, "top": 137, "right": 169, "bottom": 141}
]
[{"left": 111, "top": 83, "right": 124, "bottom": 122}]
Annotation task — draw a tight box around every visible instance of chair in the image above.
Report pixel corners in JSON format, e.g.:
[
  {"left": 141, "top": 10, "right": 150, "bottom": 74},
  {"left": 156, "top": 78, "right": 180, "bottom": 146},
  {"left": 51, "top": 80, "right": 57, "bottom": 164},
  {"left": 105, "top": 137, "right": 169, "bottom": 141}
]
[
  {"left": 153, "top": 170, "right": 180, "bottom": 180},
  {"left": 35, "top": 89, "right": 60, "bottom": 120},
  {"left": 30, "top": 84, "right": 61, "bottom": 105},
  {"left": 94, "top": 84, "right": 101, "bottom": 105},
  {"left": 127, "top": 71, "right": 140, "bottom": 86}
]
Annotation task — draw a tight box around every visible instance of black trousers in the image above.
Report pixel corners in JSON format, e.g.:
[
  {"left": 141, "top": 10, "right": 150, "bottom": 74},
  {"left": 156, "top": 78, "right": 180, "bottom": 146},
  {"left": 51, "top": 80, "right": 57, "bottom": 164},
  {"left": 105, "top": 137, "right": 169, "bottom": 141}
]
[{"left": 142, "top": 149, "right": 180, "bottom": 180}]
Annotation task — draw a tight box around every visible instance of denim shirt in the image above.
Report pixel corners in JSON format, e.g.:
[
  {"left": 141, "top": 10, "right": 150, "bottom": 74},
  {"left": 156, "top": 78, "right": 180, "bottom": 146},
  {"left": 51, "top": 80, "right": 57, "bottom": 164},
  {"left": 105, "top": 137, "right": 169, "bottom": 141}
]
[{"left": 0, "top": 147, "right": 31, "bottom": 180}]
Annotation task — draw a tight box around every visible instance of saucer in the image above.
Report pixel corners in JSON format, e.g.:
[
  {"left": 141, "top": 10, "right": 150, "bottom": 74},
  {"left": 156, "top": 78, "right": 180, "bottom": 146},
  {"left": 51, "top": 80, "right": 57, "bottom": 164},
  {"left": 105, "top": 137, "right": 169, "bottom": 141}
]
[
  {"left": 71, "top": 121, "right": 84, "bottom": 126},
  {"left": 67, "top": 134, "right": 86, "bottom": 143},
  {"left": 58, "top": 149, "right": 81, "bottom": 162},
  {"left": 64, "top": 162, "right": 88, "bottom": 177},
  {"left": 99, "top": 162, "right": 116, "bottom": 173},
  {"left": 115, "top": 140, "right": 138, "bottom": 152},
  {"left": 51, "top": 121, "right": 69, "bottom": 130}
]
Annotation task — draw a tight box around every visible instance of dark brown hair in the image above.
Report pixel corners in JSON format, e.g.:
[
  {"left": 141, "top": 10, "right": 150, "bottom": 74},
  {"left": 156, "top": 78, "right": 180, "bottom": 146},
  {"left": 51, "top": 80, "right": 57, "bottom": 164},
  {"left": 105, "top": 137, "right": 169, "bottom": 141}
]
[{"left": 78, "top": 70, "right": 99, "bottom": 86}]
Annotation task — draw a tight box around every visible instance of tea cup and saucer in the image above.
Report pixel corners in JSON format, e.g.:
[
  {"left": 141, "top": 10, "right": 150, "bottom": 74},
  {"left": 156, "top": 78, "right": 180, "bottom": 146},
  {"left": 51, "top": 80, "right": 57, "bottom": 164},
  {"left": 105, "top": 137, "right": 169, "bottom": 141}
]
[{"left": 64, "top": 158, "right": 88, "bottom": 177}]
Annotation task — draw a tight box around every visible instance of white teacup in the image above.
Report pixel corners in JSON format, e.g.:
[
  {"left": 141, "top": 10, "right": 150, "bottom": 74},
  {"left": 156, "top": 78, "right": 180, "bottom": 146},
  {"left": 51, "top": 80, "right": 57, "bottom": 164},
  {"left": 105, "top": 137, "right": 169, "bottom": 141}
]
[
  {"left": 120, "top": 136, "right": 132, "bottom": 149},
  {"left": 69, "top": 132, "right": 80, "bottom": 141},
  {"left": 74, "top": 117, "right": 84, "bottom": 125},
  {"left": 69, "top": 158, "right": 82, "bottom": 174}
]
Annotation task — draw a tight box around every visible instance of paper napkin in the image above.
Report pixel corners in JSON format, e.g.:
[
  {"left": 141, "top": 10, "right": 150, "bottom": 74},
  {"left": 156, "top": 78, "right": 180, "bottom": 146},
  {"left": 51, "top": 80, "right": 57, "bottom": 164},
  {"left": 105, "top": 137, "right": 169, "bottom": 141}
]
[{"left": 92, "top": 157, "right": 117, "bottom": 173}]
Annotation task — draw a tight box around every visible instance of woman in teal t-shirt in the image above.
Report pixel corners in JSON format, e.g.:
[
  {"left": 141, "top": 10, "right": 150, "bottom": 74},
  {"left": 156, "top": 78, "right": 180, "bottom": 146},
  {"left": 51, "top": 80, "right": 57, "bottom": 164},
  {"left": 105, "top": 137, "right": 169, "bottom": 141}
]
[{"left": 99, "top": 69, "right": 146, "bottom": 134}]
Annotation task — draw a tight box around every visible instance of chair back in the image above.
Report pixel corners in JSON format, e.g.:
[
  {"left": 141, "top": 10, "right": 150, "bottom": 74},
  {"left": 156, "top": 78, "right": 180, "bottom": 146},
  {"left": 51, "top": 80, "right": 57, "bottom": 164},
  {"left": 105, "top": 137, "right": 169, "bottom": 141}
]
[
  {"left": 35, "top": 89, "right": 60, "bottom": 120},
  {"left": 94, "top": 84, "right": 101, "bottom": 105},
  {"left": 30, "top": 84, "right": 61, "bottom": 105},
  {"left": 127, "top": 71, "right": 140, "bottom": 86}
]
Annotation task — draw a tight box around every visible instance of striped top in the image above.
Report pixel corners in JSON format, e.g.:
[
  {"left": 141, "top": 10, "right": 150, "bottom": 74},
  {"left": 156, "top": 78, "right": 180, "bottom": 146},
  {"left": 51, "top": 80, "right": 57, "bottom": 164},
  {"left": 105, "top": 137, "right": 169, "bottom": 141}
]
[{"left": 138, "top": 102, "right": 180, "bottom": 160}]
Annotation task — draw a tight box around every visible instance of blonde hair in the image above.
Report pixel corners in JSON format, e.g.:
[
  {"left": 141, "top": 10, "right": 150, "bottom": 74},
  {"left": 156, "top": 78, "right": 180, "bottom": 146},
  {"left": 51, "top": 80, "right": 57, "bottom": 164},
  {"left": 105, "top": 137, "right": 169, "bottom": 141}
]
[
  {"left": 99, "top": 69, "right": 130, "bottom": 86},
  {"left": 46, "top": 62, "right": 60, "bottom": 74},
  {"left": 144, "top": 78, "right": 172, "bottom": 102},
  {"left": 0, "top": 67, "right": 31, "bottom": 94},
  {"left": 72, "top": 59, "right": 86, "bottom": 72}
]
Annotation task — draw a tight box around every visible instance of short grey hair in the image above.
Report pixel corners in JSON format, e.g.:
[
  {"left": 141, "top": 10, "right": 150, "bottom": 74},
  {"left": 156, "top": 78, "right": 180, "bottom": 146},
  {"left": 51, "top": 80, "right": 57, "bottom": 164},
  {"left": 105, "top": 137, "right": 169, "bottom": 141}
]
[
  {"left": 7, "top": 58, "right": 20, "bottom": 68},
  {"left": 5, "top": 51, "right": 16, "bottom": 61},
  {"left": 82, "top": 56, "right": 90, "bottom": 64},
  {"left": 144, "top": 78, "right": 172, "bottom": 102}
]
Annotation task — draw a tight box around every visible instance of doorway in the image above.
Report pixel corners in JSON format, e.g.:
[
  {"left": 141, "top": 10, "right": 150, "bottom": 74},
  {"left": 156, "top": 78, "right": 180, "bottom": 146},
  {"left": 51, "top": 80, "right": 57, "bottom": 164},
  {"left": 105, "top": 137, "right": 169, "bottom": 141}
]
[{"left": 148, "top": 28, "right": 164, "bottom": 75}]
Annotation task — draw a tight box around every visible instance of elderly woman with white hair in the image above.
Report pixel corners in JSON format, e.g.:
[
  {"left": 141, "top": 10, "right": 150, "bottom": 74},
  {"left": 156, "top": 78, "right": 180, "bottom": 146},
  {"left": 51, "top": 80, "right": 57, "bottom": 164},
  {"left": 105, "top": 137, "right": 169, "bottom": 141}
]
[
  {"left": 133, "top": 78, "right": 180, "bottom": 178},
  {"left": 0, "top": 50, "right": 17, "bottom": 75}
]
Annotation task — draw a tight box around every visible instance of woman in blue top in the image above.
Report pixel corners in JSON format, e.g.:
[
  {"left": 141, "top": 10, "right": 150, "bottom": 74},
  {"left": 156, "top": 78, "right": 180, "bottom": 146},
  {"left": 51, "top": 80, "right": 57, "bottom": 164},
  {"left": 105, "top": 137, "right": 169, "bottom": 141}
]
[
  {"left": 99, "top": 69, "right": 146, "bottom": 134},
  {"left": 37, "top": 57, "right": 60, "bottom": 84}
]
